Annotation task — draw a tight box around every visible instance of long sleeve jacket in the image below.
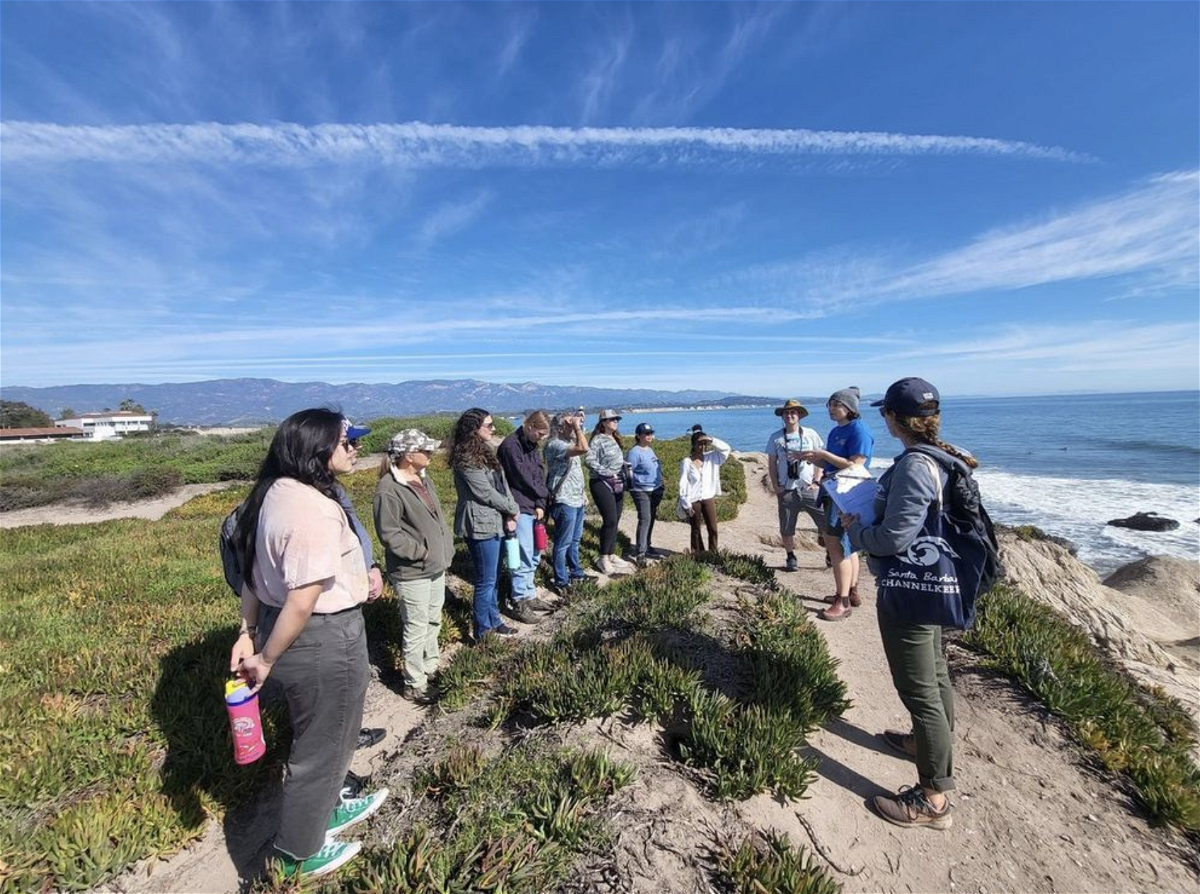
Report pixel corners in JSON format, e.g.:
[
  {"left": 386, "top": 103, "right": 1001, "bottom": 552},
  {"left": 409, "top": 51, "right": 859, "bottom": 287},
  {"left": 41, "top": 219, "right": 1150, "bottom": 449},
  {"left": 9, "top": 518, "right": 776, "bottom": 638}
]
[
  {"left": 496, "top": 426, "right": 549, "bottom": 515},
  {"left": 848, "top": 447, "right": 949, "bottom": 568},
  {"left": 373, "top": 470, "right": 454, "bottom": 581},
  {"left": 453, "top": 465, "right": 519, "bottom": 539},
  {"left": 585, "top": 434, "right": 625, "bottom": 479}
]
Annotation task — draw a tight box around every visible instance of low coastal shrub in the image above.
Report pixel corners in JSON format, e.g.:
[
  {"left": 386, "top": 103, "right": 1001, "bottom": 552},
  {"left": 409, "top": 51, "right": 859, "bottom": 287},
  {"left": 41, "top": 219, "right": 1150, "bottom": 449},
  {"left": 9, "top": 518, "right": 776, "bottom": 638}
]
[
  {"left": 458, "top": 553, "right": 845, "bottom": 802},
  {"left": 0, "top": 430, "right": 271, "bottom": 510},
  {"left": 967, "top": 583, "right": 1200, "bottom": 833},
  {"left": 0, "top": 504, "right": 288, "bottom": 893},
  {"left": 266, "top": 744, "right": 636, "bottom": 894},
  {"left": 713, "top": 831, "right": 840, "bottom": 894}
]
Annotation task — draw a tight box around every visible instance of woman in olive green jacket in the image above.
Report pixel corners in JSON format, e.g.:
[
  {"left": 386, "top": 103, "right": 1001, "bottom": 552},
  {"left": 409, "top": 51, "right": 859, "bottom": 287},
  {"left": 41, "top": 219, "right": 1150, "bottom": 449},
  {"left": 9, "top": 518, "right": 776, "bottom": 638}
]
[{"left": 374, "top": 428, "right": 454, "bottom": 701}]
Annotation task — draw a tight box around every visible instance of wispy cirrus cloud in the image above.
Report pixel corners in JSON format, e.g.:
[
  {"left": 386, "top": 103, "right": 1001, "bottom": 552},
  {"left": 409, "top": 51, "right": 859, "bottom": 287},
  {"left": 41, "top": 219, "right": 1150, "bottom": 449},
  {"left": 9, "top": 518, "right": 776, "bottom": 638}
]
[
  {"left": 415, "top": 189, "right": 494, "bottom": 249},
  {"left": 0, "top": 120, "right": 1092, "bottom": 167},
  {"left": 731, "top": 170, "right": 1199, "bottom": 310}
]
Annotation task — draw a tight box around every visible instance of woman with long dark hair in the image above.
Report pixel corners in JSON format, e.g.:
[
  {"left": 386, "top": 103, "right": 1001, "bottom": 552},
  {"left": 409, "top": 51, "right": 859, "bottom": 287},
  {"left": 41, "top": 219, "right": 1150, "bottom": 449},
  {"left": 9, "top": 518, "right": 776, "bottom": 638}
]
[
  {"left": 229, "top": 409, "right": 389, "bottom": 879},
  {"left": 844, "top": 377, "right": 970, "bottom": 831},
  {"left": 585, "top": 409, "right": 634, "bottom": 576},
  {"left": 449, "top": 408, "right": 520, "bottom": 642}
]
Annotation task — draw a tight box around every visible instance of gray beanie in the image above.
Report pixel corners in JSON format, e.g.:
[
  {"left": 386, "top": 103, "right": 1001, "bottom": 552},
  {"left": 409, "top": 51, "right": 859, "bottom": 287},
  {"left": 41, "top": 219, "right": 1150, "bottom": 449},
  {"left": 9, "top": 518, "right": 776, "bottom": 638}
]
[{"left": 828, "top": 386, "right": 861, "bottom": 414}]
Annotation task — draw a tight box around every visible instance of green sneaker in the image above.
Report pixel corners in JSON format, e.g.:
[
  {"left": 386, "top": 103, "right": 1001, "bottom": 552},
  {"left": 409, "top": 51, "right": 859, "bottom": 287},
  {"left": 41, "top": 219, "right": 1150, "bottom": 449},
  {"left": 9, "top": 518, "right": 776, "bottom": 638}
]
[
  {"left": 326, "top": 787, "right": 390, "bottom": 838},
  {"left": 277, "top": 840, "right": 362, "bottom": 879}
]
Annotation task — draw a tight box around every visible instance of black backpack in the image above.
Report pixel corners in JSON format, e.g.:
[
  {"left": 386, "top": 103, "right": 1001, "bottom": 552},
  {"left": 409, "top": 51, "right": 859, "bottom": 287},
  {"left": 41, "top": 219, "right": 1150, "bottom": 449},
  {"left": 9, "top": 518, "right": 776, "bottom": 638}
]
[
  {"left": 219, "top": 501, "right": 247, "bottom": 595},
  {"left": 907, "top": 443, "right": 1003, "bottom": 600}
]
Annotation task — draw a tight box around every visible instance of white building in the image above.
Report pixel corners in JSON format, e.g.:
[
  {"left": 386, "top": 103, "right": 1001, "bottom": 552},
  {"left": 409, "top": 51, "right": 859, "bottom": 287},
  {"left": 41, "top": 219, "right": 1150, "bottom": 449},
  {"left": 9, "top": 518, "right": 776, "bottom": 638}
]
[{"left": 56, "top": 411, "right": 153, "bottom": 440}]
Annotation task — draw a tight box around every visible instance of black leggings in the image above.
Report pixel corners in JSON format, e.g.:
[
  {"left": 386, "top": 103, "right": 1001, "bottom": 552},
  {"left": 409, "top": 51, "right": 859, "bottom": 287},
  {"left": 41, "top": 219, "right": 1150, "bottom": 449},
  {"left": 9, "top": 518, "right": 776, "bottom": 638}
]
[
  {"left": 688, "top": 498, "right": 718, "bottom": 553},
  {"left": 588, "top": 478, "right": 624, "bottom": 555}
]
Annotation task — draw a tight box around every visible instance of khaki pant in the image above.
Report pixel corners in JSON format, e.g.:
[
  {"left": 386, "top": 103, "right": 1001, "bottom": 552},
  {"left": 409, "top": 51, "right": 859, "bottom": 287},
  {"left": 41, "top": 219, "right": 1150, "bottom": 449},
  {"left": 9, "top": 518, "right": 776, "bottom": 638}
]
[{"left": 392, "top": 572, "right": 446, "bottom": 690}]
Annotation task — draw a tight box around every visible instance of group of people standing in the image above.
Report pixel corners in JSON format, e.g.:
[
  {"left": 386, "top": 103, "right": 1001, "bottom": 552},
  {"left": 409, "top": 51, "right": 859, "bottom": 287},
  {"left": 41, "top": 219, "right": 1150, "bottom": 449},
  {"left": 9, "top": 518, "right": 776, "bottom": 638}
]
[
  {"left": 448, "top": 406, "right": 735, "bottom": 638},
  {"left": 225, "top": 375, "right": 971, "bottom": 880}
]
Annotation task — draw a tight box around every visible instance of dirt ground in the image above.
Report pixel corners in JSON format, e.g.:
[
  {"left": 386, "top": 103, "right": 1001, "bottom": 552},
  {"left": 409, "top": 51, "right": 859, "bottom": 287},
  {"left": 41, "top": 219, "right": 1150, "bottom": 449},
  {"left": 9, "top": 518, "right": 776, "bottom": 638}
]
[{"left": 86, "top": 454, "right": 1200, "bottom": 893}]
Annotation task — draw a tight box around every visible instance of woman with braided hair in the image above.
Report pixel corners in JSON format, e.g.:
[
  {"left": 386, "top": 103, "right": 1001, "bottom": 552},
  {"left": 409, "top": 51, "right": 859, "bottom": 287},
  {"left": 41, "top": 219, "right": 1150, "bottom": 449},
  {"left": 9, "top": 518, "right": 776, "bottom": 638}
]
[{"left": 842, "top": 377, "right": 978, "bottom": 832}]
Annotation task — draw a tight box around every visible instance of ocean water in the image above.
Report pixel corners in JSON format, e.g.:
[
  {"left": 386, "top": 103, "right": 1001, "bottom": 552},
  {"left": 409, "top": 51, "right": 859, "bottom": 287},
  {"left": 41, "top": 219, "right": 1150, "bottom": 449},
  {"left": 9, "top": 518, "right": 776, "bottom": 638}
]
[{"left": 617, "top": 391, "right": 1200, "bottom": 576}]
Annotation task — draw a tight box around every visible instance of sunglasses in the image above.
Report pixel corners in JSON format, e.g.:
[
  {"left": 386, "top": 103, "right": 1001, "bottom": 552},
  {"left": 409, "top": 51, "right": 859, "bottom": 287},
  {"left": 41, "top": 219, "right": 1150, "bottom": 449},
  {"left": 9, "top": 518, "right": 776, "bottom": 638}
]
[
  {"left": 339, "top": 438, "right": 360, "bottom": 450},
  {"left": 481, "top": 421, "right": 495, "bottom": 430}
]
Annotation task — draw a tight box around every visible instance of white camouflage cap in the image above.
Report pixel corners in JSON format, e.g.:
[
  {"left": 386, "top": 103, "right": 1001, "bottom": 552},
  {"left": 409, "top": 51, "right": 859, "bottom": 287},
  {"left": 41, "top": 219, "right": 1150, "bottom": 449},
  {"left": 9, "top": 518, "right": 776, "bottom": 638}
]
[{"left": 387, "top": 428, "right": 441, "bottom": 455}]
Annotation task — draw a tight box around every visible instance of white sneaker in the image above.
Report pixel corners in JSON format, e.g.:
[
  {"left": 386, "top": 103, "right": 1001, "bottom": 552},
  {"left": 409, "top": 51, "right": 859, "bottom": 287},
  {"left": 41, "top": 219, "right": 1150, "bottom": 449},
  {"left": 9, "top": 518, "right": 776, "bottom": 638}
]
[
  {"left": 597, "top": 555, "right": 614, "bottom": 575},
  {"left": 607, "top": 555, "right": 634, "bottom": 575}
]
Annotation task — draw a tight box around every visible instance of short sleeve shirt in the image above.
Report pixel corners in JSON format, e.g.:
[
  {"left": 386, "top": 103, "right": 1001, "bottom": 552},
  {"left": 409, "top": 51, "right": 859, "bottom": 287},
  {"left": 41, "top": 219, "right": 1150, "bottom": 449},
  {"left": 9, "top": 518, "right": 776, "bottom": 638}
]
[
  {"left": 543, "top": 437, "right": 585, "bottom": 508},
  {"left": 252, "top": 478, "right": 369, "bottom": 613},
  {"left": 765, "top": 426, "right": 825, "bottom": 489},
  {"left": 824, "top": 419, "right": 875, "bottom": 472}
]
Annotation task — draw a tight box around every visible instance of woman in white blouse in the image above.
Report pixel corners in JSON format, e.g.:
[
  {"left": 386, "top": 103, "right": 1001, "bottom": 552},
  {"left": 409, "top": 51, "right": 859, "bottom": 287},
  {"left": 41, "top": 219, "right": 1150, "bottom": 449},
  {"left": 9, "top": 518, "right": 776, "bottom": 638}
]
[{"left": 678, "top": 429, "right": 731, "bottom": 554}]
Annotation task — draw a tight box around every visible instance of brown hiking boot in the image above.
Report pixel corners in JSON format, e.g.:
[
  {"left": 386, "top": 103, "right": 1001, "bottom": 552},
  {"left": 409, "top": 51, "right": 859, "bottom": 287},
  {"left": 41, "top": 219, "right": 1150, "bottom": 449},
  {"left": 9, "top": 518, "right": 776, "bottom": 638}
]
[
  {"left": 849, "top": 584, "right": 862, "bottom": 607},
  {"left": 871, "top": 786, "right": 953, "bottom": 830}
]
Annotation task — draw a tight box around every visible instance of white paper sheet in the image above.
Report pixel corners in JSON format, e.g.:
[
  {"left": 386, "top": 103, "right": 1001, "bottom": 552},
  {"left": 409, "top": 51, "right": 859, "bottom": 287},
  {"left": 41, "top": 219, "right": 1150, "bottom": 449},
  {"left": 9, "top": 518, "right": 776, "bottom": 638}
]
[{"left": 821, "top": 472, "right": 879, "bottom": 526}]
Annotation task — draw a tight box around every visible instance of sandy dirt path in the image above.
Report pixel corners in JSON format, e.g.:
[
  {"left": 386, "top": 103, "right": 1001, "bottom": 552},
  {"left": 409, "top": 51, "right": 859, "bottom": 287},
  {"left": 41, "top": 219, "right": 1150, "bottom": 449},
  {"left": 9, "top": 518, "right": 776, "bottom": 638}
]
[
  {"left": 103, "top": 454, "right": 1198, "bottom": 893},
  {"left": 0, "top": 483, "right": 239, "bottom": 528}
]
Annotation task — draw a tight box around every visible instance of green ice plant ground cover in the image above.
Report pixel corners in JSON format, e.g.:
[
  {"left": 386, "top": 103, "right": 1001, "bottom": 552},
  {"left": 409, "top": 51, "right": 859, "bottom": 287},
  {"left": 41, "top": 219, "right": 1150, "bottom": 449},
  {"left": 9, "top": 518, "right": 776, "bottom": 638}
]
[
  {"left": 0, "top": 435, "right": 750, "bottom": 894},
  {"left": 966, "top": 583, "right": 1200, "bottom": 834}
]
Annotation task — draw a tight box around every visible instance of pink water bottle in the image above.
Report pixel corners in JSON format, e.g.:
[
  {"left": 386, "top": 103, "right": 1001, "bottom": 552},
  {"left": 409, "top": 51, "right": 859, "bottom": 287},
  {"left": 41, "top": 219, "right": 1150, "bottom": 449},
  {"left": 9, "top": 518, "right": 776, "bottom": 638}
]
[
  {"left": 225, "top": 679, "right": 266, "bottom": 765},
  {"left": 533, "top": 521, "right": 548, "bottom": 552}
]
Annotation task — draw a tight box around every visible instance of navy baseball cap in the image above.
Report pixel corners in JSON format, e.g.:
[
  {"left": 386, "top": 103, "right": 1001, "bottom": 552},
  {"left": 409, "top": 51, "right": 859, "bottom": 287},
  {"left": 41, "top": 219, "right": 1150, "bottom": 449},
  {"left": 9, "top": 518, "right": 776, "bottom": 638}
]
[
  {"left": 343, "top": 418, "right": 372, "bottom": 440},
  {"left": 635, "top": 423, "right": 655, "bottom": 436},
  {"left": 871, "top": 378, "right": 940, "bottom": 417}
]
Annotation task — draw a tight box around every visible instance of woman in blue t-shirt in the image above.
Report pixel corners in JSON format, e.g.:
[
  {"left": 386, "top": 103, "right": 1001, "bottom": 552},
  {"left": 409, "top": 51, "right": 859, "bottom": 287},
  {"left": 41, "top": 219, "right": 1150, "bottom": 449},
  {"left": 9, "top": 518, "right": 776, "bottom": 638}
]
[{"left": 799, "top": 386, "right": 874, "bottom": 621}]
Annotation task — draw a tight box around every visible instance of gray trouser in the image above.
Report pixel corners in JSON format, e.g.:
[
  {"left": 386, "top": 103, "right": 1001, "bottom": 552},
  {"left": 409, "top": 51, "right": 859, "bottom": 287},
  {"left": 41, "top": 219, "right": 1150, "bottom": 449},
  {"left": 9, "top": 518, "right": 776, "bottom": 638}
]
[
  {"left": 876, "top": 610, "right": 956, "bottom": 792},
  {"left": 258, "top": 605, "right": 369, "bottom": 859},
  {"left": 392, "top": 572, "right": 445, "bottom": 690},
  {"left": 630, "top": 487, "right": 664, "bottom": 555}
]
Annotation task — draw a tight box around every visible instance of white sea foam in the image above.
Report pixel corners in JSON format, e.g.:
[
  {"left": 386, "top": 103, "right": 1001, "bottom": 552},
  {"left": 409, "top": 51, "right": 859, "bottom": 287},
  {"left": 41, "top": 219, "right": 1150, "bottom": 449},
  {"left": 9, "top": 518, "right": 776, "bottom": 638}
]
[{"left": 871, "top": 458, "right": 1200, "bottom": 574}]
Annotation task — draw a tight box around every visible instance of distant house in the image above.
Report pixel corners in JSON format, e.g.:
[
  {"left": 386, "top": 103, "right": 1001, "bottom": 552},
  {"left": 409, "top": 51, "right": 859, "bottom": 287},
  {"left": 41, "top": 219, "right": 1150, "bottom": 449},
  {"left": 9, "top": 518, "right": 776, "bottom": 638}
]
[
  {"left": 55, "top": 411, "right": 153, "bottom": 440},
  {"left": 0, "top": 426, "right": 85, "bottom": 442}
]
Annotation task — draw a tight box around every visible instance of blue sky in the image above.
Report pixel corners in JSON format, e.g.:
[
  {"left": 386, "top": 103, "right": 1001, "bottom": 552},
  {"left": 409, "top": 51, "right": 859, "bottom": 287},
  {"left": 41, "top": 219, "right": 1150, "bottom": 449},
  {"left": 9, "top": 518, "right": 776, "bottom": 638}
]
[{"left": 1, "top": 1, "right": 1197, "bottom": 397}]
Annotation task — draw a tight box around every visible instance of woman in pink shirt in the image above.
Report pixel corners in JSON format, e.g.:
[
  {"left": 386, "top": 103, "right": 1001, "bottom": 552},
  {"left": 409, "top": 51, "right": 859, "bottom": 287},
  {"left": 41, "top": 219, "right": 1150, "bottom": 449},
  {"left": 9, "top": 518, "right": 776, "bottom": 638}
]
[{"left": 229, "top": 409, "right": 389, "bottom": 880}]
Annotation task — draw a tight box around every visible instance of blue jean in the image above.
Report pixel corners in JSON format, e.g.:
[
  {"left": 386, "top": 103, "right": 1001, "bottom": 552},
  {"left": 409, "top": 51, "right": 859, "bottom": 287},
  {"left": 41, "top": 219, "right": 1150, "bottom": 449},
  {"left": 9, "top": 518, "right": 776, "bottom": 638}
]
[
  {"left": 511, "top": 513, "right": 541, "bottom": 601},
  {"left": 550, "top": 502, "right": 586, "bottom": 586},
  {"left": 466, "top": 536, "right": 503, "bottom": 639}
]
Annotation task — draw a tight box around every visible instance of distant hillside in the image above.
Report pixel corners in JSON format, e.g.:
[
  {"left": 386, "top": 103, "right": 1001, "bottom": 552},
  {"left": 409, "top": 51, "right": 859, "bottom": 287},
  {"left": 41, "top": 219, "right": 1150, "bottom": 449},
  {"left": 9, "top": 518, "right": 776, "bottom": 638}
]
[{"left": 0, "top": 379, "right": 781, "bottom": 426}]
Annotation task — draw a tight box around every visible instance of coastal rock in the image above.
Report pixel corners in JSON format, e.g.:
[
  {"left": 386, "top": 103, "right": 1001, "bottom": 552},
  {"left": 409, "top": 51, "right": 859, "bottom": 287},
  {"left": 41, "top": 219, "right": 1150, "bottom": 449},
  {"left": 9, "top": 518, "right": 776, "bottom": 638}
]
[
  {"left": 998, "top": 533, "right": 1199, "bottom": 727},
  {"left": 1103, "top": 557, "right": 1200, "bottom": 643},
  {"left": 1106, "top": 511, "right": 1180, "bottom": 532}
]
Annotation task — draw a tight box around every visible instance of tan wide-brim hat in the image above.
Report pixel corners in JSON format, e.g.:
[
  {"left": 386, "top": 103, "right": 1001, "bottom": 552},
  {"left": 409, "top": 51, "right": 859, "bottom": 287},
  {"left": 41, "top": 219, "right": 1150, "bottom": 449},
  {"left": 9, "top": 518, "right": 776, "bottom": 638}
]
[
  {"left": 598, "top": 409, "right": 623, "bottom": 422},
  {"left": 774, "top": 399, "right": 810, "bottom": 418}
]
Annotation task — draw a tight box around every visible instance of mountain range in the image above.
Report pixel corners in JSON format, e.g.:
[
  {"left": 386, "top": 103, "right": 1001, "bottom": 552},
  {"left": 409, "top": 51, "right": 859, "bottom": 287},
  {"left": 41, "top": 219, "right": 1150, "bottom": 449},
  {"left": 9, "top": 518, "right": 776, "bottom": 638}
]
[{"left": 1, "top": 378, "right": 781, "bottom": 426}]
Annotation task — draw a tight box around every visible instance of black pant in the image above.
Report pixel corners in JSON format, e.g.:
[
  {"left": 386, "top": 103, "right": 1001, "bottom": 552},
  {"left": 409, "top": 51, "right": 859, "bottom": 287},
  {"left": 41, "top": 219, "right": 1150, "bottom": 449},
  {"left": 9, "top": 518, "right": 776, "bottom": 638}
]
[
  {"left": 689, "top": 498, "right": 718, "bottom": 553},
  {"left": 631, "top": 487, "right": 664, "bottom": 555},
  {"left": 588, "top": 478, "right": 624, "bottom": 555}
]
